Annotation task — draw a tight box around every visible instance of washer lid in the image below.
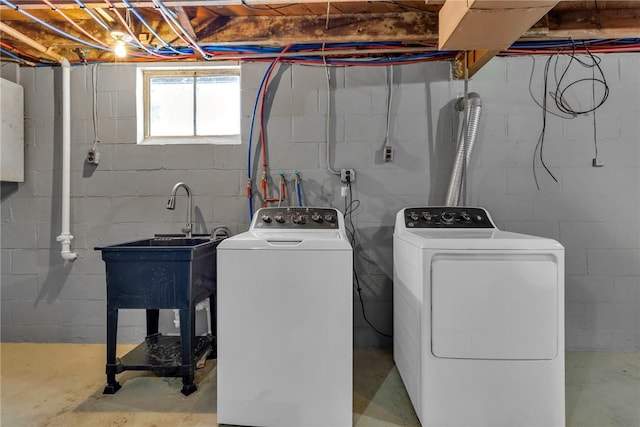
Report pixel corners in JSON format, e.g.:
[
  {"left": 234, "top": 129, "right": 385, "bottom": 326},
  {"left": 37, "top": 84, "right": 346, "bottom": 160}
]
[{"left": 217, "top": 229, "right": 352, "bottom": 250}]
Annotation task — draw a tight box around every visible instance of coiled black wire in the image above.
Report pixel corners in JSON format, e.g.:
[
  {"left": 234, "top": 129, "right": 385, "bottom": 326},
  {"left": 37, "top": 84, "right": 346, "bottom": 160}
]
[{"left": 533, "top": 40, "right": 610, "bottom": 189}]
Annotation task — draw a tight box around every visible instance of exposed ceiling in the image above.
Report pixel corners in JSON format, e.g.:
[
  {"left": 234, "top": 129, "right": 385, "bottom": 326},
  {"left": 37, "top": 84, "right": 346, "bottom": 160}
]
[{"left": 1, "top": 0, "right": 639, "bottom": 72}]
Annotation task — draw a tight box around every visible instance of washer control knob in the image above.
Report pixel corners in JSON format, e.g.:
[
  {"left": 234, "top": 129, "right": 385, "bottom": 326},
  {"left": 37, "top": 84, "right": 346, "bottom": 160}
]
[
  {"left": 460, "top": 212, "right": 471, "bottom": 222},
  {"left": 312, "top": 213, "right": 323, "bottom": 223},
  {"left": 275, "top": 214, "right": 285, "bottom": 223},
  {"left": 409, "top": 212, "right": 419, "bottom": 221},
  {"left": 422, "top": 212, "right": 433, "bottom": 221},
  {"left": 262, "top": 215, "right": 272, "bottom": 223},
  {"left": 441, "top": 211, "right": 456, "bottom": 223},
  {"left": 324, "top": 213, "right": 335, "bottom": 223},
  {"left": 291, "top": 213, "right": 305, "bottom": 225}
]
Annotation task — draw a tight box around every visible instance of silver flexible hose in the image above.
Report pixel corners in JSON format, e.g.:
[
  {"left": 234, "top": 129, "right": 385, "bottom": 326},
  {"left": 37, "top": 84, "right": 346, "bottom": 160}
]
[{"left": 444, "top": 92, "right": 482, "bottom": 207}]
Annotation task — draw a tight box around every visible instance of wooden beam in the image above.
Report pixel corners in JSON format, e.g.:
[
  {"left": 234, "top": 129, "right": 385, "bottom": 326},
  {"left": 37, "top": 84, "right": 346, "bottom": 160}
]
[
  {"left": 175, "top": 6, "right": 198, "bottom": 40},
  {"left": 170, "top": 11, "right": 439, "bottom": 44},
  {"left": 546, "top": 8, "right": 640, "bottom": 39},
  {"left": 191, "top": 6, "right": 224, "bottom": 38},
  {"left": 452, "top": 49, "right": 500, "bottom": 79},
  {"left": 439, "top": 0, "right": 559, "bottom": 50}
]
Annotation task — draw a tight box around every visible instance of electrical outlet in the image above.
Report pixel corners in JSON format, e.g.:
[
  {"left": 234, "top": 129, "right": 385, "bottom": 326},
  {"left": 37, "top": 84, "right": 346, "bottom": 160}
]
[
  {"left": 87, "top": 148, "right": 100, "bottom": 165},
  {"left": 592, "top": 158, "right": 604, "bottom": 167},
  {"left": 384, "top": 146, "right": 393, "bottom": 162},
  {"left": 340, "top": 169, "right": 355, "bottom": 183}
]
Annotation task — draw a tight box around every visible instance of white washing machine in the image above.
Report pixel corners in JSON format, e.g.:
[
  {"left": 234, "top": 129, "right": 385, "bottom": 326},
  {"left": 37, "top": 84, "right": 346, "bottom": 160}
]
[
  {"left": 217, "top": 207, "right": 352, "bottom": 427},
  {"left": 393, "top": 207, "right": 565, "bottom": 427}
]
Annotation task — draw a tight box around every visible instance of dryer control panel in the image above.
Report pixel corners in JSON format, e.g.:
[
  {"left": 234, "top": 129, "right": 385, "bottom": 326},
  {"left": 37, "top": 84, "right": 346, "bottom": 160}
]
[
  {"left": 253, "top": 207, "right": 340, "bottom": 229},
  {"left": 403, "top": 207, "right": 494, "bottom": 229}
]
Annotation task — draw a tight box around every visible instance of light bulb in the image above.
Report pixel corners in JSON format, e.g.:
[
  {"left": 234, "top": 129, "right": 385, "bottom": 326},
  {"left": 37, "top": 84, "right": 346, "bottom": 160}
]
[{"left": 114, "top": 40, "right": 127, "bottom": 58}]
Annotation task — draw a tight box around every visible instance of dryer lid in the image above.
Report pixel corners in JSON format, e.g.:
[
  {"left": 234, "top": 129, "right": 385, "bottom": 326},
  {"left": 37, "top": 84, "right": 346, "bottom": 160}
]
[{"left": 395, "top": 229, "right": 564, "bottom": 250}]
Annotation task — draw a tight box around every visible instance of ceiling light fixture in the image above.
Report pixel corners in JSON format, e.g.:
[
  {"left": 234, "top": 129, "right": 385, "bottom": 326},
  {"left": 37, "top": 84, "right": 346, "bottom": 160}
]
[{"left": 110, "top": 30, "right": 132, "bottom": 58}]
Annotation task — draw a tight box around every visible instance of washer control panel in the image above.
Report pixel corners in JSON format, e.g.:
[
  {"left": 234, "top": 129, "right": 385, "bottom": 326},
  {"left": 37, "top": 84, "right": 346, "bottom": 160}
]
[
  {"left": 253, "top": 207, "right": 340, "bottom": 229},
  {"left": 404, "top": 207, "right": 494, "bottom": 229}
]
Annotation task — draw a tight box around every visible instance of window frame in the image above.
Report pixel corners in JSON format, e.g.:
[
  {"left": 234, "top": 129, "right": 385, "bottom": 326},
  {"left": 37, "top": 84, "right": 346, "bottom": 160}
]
[{"left": 137, "top": 65, "right": 241, "bottom": 145}]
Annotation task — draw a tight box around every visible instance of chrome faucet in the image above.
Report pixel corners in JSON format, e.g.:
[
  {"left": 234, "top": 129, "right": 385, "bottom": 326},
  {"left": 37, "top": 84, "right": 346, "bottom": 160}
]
[{"left": 167, "top": 182, "right": 193, "bottom": 238}]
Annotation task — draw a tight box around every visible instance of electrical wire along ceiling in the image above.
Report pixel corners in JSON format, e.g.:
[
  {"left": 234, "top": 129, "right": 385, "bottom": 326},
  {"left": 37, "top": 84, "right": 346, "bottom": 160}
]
[{"left": 0, "top": 0, "right": 639, "bottom": 68}]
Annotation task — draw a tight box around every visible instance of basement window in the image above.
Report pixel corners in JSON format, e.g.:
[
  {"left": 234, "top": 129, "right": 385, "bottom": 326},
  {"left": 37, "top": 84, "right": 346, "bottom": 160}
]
[{"left": 138, "top": 67, "right": 241, "bottom": 144}]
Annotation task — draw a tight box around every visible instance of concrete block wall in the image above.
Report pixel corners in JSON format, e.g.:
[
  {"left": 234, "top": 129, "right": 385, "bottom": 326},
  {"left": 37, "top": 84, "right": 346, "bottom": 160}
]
[
  {"left": 1, "top": 54, "right": 638, "bottom": 351},
  {"left": 468, "top": 55, "right": 640, "bottom": 351}
]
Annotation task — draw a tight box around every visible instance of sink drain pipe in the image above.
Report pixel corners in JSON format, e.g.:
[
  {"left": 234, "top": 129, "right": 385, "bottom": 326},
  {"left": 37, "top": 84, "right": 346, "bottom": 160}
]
[
  {"left": 0, "top": 25, "right": 77, "bottom": 260},
  {"left": 56, "top": 58, "right": 78, "bottom": 261},
  {"left": 173, "top": 300, "right": 212, "bottom": 335}
]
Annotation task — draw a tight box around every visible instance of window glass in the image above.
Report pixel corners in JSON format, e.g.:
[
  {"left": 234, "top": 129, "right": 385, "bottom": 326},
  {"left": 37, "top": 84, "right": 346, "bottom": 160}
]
[
  {"left": 149, "top": 76, "right": 194, "bottom": 137},
  {"left": 141, "top": 67, "right": 241, "bottom": 144},
  {"left": 195, "top": 75, "right": 240, "bottom": 136}
]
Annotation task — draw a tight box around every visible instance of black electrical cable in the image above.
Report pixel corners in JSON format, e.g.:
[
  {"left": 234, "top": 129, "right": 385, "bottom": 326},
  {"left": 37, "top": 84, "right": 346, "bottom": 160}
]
[
  {"left": 344, "top": 179, "right": 392, "bottom": 338},
  {"left": 528, "top": 55, "right": 575, "bottom": 120},
  {"left": 592, "top": 63, "right": 599, "bottom": 163},
  {"left": 531, "top": 40, "right": 609, "bottom": 189},
  {"left": 552, "top": 42, "right": 609, "bottom": 115},
  {"left": 533, "top": 54, "right": 558, "bottom": 190}
]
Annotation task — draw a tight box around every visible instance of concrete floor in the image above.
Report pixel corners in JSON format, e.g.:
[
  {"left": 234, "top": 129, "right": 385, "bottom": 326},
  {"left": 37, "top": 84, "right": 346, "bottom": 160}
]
[{"left": 1, "top": 344, "right": 638, "bottom": 427}]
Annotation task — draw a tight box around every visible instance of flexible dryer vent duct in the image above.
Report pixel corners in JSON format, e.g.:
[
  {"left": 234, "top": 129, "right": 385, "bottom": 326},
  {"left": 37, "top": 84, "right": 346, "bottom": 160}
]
[{"left": 444, "top": 92, "right": 482, "bottom": 207}]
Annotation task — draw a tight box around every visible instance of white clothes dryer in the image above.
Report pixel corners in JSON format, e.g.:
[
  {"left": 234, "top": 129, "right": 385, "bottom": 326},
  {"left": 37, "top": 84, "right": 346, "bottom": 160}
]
[
  {"left": 393, "top": 207, "right": 565, "bottom": 427},
  {"left": 217, "top": 207, "right": 352, "bottom": 427}
]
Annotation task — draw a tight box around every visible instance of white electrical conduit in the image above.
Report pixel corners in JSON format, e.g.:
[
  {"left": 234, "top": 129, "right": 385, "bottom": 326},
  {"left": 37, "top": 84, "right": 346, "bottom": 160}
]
[
  {"left": 56, "top": 59, "right": 78, "bottom": 261},
  {"left": 322, "top": 46, "right": 340, "bottom": 176},
  {"left": 0, "top": 24, "right": 77, "bottom": 260},
  {"left": 444, "top": 92, "right": 482, "bottom": 207}
]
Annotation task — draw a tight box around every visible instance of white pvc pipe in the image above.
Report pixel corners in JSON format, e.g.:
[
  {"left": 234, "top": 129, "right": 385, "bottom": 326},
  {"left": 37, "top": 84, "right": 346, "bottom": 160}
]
[
  {"left": 56, "top": 59, "right": 78, "bottom": 261},
  {"left": 173, "top": 301, "right": 212, "bottom": 335},
  {"left": 0, "top": 24, "right": 77, "bottom": 260}
]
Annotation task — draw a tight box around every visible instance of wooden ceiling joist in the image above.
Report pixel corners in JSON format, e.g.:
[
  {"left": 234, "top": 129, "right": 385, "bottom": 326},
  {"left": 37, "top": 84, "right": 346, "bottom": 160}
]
[
  {"left": 0, "top": 0, "right": 639, "bottom": 69},
  {"left": 547, "top": 8, "right": 640, "bottom": 39},
  {"left": 199, "top": 11, "right": 438, "bottom": 44}
]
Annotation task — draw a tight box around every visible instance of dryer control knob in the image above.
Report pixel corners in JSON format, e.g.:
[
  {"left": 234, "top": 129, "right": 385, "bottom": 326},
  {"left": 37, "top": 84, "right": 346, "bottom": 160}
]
[
  {"left": 441, "top": 211, "right": 456, "bottom": 223},
  {"left": 275, "top": 215, "right": 285, "bottom": 223},
  {"left": 292, "top": 213, "right": 305, "bottom": 224},
  {"left": 311, "top": 213, "right": 323, "bottom": 223},
  {"left": 262, "top": 215, "right": 272, "bottom": 223},
  {"left": 422, "top": 212, "right": 433, "bottom": 221},
  {"left": 324, "top": 213, "right": 335, "bottom": 223},
  {"left": 409, "top": 212, "right": 419, "bottom": 221},
  {"left": 460, "top": 212, "right": 471, "bottom": 222}
]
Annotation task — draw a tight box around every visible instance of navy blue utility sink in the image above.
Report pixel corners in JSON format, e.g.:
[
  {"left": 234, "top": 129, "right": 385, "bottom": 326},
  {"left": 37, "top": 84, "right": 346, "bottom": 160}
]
[{"left": 96, "top": 236, "right": 221, "bottom": 396}]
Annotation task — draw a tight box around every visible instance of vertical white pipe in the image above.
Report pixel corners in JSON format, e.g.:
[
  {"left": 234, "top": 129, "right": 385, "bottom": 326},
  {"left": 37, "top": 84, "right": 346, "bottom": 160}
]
[
  {"left": 0, "top": 25, "right": 76, "bottom": 260},
  {"left": 56, "top": 59, "right": 77, "bottom": 261}
]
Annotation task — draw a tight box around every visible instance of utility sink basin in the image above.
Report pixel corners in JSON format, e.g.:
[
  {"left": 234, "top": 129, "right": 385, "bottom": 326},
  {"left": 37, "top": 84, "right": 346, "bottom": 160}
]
[
  {"left": 95, "top": 236, "right": 221, "bottom": 395},
  {"left": 114, "top": 237, "right": 212, "bottom": 248},
  {"left": 97, "top": 236, "right": 220, "bottom": 307}
]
